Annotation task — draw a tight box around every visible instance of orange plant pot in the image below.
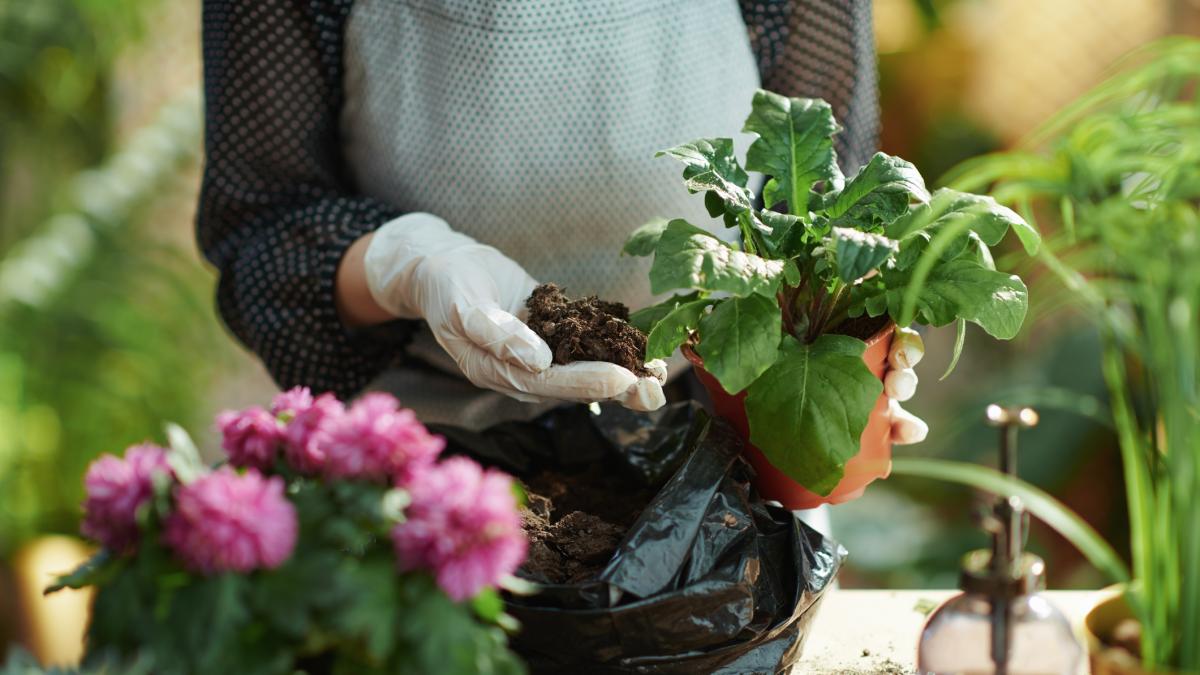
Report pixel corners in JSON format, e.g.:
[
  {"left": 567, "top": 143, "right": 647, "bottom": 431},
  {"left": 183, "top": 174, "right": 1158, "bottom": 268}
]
[{"left": 684, "top": 322, "right": 895, "bottom": 510}]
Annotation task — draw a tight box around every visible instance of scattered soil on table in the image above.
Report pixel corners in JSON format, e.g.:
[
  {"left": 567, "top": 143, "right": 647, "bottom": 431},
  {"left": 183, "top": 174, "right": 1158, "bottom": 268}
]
[
  {"left": 525, "top": 283, "right": 650, "bottom": 376},
  {"left": 518, "top": 463, "right": 657, "bottom": 584},
  {"left": 831, "top": 313, "right": 891, "bottom": 342}
]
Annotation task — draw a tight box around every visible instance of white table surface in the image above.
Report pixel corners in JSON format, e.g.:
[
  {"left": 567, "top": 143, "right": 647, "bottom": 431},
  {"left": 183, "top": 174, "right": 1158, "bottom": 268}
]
[{"left": 799, "top": 589, "right": 1100, "bottom": 674}]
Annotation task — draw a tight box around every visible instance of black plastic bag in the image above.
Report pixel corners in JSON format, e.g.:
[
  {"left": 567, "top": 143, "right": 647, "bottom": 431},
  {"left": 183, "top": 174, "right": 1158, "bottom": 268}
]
[{"left": 432, "top": 403, "right": 845, "bottom": 675}]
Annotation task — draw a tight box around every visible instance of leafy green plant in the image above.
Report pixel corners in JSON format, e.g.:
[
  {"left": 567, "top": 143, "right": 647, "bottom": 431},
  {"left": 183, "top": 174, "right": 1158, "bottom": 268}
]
[
  {"left": 624, "top": 89, "right": 1040, "bottom": 495},
  {"left": 897, "top": 38, "right": 1200, "bottom": 671}
]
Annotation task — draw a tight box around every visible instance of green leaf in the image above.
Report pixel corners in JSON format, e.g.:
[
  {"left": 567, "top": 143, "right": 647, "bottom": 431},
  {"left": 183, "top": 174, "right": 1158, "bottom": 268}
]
[
  {"left": 829, "top": 227, "right": 899, "bottom": 283},
  {"left": 890, "top": 458, "right": 1130, "bottom": 585},
  {"left": 623, "top": 218, "right": 669, "bottom": 257},
  {"left": 695, "top": 295, "right": 782, "bottom": 394},
  {"left": 46, "top": 550, "right": 120, "bottom": 594},
  {"left": 336, "top": 559, "right": 401, "bottom": 661},
  {"left": 627, "top": 292, "right": 700, "bottom": 332},
  {"left": 883, "top": 258, "right": 1029, "bottom": 339},
  {"left": 649, "top": 219, "right": 785, "bottom": 297},
  {"left": 745, "top": 335, "right": 882, "bottom": 495},
  {"left": 941, "top": 318, "right": 967, "bottom": 380},
  {"left": 471, "top": 588, "right": 504, "bottom": 623},
  {"left": 782, "top": 259, "right": 801, "bottom": 286},
  {"left": 824, "top": 152, "right": 930, "bottom": 226},
  {"left": 646, "top": 298, "right": 713, "bottom": 360},
  {"left": 886, "top": 188, "right": 1041, "bottom": 256},
  {"left": 743, "top": 90, "right": 840, "bottom": 214},
  {"left": 657, "top": 138, "right": 753, "bottom": 215}
]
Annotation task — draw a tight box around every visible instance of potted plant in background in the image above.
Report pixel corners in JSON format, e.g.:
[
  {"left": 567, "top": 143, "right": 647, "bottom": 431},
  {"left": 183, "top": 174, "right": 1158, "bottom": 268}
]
[
  {"left": 624, "top": 89, "right": 1040, "bottom": 509},
  {"left": 42, "top": 389, "right": 528, "bottom": 675},
  {"left": 894, "top": 37, "right": 1200, "bottom": 673}
]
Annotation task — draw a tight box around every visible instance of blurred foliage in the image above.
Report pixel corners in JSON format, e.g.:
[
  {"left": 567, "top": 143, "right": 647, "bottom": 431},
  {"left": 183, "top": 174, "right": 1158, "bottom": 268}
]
[
  {"left": 0, "top": 0, "right": 226, "bottom": 559},
  {"left": 949, "top": 37, "right": 1200, "bottom": 668},
  {"left": 0, "top": 0, "right": 155, "bottom": 248}
]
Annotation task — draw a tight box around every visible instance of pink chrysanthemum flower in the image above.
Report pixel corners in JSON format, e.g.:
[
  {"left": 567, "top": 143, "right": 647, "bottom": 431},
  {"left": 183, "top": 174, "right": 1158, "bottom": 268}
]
[
  {"left": 270, "top": 386, "right": 314, "bottom": 417},
  {"left": 163, "top": 467, "right": 297, "bottom": 574},
  {"left": 216, "top": 406, "right": 283, "bottom": 470},
  {"left": 81, "top": 444, "right": 171, "bottom": 553},
  {"left": 392, "top": 457, "right": 527, "bottom": 601},
  {"left": 281, "top": 392, "right": 344, "bottom": 473},
  {"left": 322, "top": 393, "right": 444, "bottom": 484}
]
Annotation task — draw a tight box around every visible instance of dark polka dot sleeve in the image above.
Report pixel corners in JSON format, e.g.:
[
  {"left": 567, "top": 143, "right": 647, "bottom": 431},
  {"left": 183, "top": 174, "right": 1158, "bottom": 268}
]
[
  {"left": 196, "top": 0, "right": 412, "bottom": 400},
  {"left": 741, "top": 0, "right": 879, "bottom": 172}
]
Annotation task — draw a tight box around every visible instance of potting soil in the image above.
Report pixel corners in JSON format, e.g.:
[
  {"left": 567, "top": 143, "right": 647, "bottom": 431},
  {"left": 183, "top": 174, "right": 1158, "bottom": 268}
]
[
  {"left": 519, "top": 465, "right": 656, "bottom": 584},
  {"left": 525, "top": 283, "right": 650, "bottom": 376}
]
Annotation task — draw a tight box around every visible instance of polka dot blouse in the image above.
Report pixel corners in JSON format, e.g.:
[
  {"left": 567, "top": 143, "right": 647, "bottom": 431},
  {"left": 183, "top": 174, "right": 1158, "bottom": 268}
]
[{"left": 196, "top": 0, "right": 879, "bottom": 401}]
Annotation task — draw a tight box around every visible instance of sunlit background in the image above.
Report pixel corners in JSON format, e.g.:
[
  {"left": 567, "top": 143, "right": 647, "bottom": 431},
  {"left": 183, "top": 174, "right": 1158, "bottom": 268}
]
[{"left": 2, "top": 0, "right": 1198, "bottom": 665}]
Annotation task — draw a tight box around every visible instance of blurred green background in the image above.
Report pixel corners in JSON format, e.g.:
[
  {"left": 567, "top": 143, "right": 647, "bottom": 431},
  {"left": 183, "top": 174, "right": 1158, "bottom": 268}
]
[{"left": 1, "top": 0, "right": 1198, "bottom": 662}]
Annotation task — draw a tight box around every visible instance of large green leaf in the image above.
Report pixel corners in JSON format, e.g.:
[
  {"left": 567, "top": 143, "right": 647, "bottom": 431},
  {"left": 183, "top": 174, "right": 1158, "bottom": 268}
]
[
  {"left": 829, "top": 227, "right": 899, "bottom": 283},
  {"left": 886, "top": 188, "right": 1041, "bottom": 257},
  {"left": 824, "top": 152, "right": 930, "bottom": 226},
  {"left": 649, "top": 219, "right": 785, "bottom": 297},
  {"left": 744, "top": 334, "right": 881, "bottom": 495},
  {"left": 628, "top": 291, "right": 700, "bottom": 333},
  {"left": 743, "top": 90, "right": 840, "bottom": 214},
  {"left": 758, "top": 209, "right": 815, "bottom": 258},
  {"left": 658, "top": 138, "right": 753, "bottom": 216},
  {"left": 880, "top": 257, "right": 1029, "bottom": 339},
  {"left": 646, "top": 298, "right": 714, "bottom": 360},
  {"left": 623, "top": 218, "right": 669, "bottom": 257},
  {"left": 695, "top": 295, "right": 782, "bottom": 394}
]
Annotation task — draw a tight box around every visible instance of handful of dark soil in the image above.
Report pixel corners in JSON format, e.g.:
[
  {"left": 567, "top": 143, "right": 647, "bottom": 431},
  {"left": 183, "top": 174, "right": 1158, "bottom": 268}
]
[
  {"left": 518, "top": 464, "right": 657, "bottom": 585},
  {"left": 525, "top": 283, "right": 650, "bottom": 376}
]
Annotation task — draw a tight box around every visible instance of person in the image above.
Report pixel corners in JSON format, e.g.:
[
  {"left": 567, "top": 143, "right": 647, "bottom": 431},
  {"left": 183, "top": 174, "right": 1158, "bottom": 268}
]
[{"left": 196, "top": 0, "right": 927, "bottom": 446}]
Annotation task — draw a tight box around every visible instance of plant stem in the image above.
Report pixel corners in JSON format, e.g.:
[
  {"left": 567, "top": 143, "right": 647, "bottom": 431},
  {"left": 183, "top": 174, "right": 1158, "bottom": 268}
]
[{"left": 778, "top": 290, "right": 795, "bottom": 336}]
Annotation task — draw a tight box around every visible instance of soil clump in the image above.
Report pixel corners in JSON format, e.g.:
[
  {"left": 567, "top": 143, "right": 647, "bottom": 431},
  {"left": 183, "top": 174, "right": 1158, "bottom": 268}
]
[
  {"left": 517, "top": 464, "right": 656, "bottom": 585},
  {"left": 525, "top": 283, "right": 650, "bottom": 376}
]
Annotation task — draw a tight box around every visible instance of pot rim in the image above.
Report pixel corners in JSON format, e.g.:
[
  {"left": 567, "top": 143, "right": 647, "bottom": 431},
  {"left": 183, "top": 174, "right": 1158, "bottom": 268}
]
[{"left": 1084, "top": 584, "right": 1172, "bottom": 675}]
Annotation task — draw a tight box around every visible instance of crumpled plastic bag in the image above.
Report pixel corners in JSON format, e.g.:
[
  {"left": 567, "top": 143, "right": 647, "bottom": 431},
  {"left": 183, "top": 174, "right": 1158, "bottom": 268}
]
[{"left": 432, "top": 402, "right": 845, "bottom": 674}]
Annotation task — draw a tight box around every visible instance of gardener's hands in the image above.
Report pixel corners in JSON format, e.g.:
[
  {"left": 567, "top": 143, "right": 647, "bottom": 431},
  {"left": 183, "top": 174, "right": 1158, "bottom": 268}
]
[
  {"left": 885, "top": 327, "right": 928, "bottom": 444},
  {"left": 358, "top": 213, "right": 667, "bottom": 410}
]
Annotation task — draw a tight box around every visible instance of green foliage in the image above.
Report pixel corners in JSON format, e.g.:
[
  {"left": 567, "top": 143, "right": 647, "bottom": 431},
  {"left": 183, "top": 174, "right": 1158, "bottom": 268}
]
[
  {"left": 742, "top": 91, "right": 840, "bottom": 213},
  {"left": 647, "top": 220, "right": 785, "bottom": 297},
  {"left": 745, "top": 335, "right": 881, "bottom": 494},
  {"left": 694, "top": 295, "right": 781, "bottom": 394},
  {"left": 945, "top": 37, "right": 1200, "bottom": 670},
  {"left": 0, "top": 0, "right": 226, "bottom": 558},
  {"left": 0, "top": 92, "right": 217, "bottom": 557},
  {"left": 627, "top": 88, "right": 1038, "bottom": 495}
]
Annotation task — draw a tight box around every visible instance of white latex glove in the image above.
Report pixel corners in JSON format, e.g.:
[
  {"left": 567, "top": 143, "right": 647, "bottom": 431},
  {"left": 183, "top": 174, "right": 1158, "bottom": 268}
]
[
  {"left": 885, "top": 327, "right": 929, "bottom": 445},
  {"left": 364, "top": 213, "right": 667, "bottom": 411}
]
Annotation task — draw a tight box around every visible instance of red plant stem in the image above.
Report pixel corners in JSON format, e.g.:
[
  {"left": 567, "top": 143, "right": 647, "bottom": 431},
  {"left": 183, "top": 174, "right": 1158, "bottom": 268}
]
[{"left": 778, "top": 290, "right": 795, "bottom": 336}]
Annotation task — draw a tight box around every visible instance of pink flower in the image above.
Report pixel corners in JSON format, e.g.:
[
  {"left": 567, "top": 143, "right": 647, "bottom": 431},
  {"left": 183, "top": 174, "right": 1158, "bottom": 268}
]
[
  {"left": 216, "top": 406, "right": 283, "bottom": 470},
  {"left": 163, "top": 467, "right": 297, "bottom": 574},
  {"left": 281, "top": 393, "right": 344, "bottom": 473},
  {"left": 81, "top": 444, "right": 171, "bottom": 552},
  {"left": 391, "top": 457, "right": 527, "bottom": 601},
  {"left": 322, "top": 393, "right": 444, "bottom": 483},
  {"left": 270, "top": 386, "right": 314, "bottom": 417}
]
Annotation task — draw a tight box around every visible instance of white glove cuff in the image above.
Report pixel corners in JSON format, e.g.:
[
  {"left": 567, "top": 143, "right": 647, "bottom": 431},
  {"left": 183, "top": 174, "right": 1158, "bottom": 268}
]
[{"left": 364, "top": 212, "right": 479, "bottom": 319}]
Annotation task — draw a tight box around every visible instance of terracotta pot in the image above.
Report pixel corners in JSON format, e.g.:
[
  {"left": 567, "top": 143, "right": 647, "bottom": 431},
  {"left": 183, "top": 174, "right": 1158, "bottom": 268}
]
[
  {"left": 684, "top": 322, "right": 895, "bottom": 510},
  {"left": 1084, "top": 587, "right": 1169, "bottom": 675}
]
